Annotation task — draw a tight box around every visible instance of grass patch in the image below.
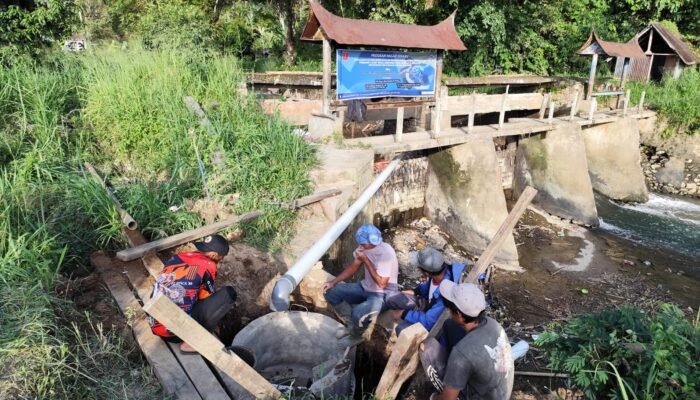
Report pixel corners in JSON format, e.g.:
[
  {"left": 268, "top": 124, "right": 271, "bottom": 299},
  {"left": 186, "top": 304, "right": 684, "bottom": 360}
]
[{"left": 629, "top": 68, "right": 700, "bottom": 136}]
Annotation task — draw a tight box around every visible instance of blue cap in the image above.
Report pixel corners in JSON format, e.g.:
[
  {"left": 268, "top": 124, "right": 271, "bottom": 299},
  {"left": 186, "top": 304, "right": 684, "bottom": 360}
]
[{"left": 355, "top": 224, "right": 382, "bottom": 245}]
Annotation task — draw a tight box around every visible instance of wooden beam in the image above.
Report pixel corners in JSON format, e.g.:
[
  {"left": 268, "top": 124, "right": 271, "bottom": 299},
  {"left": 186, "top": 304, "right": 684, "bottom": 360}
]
[
  {"left": 116, "top": 210, "right": 261, "bottom": 262},
  {"left": 94, "top": 257, "right": 202, "bottom": 399},
  {"left": 547, "top": 101, "right": 555, "bottom": 124},
  {"left": 498, "top": 85, "right": 509, "bottom": 129},
  {"left": 84, "top": 162, "right": 137, "bottom": 231},
  {"left": 586, "top": 53, "right": 598, "bottom": 100},
  {"left": 432, "top": 51, "right": 444, "bottom": 138},
  {"left": 374, "top": 323, "right": 429, "bottom": 399},
  {"left": 538, "top": 93, "right": 549, "bottom": 120},
  {"left": 285, "top": 189, "right": 342, "bottom": 209},
  {"left": 322, "top": 35, "right": 332, "bottom": 116},
  {"left": 448, "top": 93, "right": 543, "bottom": 115},
  {"left": 467, "top": 93, "right": 476, "bottom": 133},
  {"left": 143, "top": 295, "right": 281, "bottom": 400},
  {"left": 429, "top": 186, "right": 538, "bottom": 338},
  {"left": 620, "top": 57, "right": 630, "bottom": 88},
  {"left": 588, "top": 98, "right": 597, "bottom": 121},
  {"left": 395, "top": 107, "right": 404, "bottom": 143},
  {"left": 623, "top": 89, "right": 630, "bottom": 116},
  {"left": 638, "top": 91, "right": 646, "bottom": 113}
]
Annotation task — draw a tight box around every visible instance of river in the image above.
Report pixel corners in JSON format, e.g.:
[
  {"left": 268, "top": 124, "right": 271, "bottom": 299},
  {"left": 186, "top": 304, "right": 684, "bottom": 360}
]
[{"left": 595, "top": 192, "right": 700, "bottom": 272}]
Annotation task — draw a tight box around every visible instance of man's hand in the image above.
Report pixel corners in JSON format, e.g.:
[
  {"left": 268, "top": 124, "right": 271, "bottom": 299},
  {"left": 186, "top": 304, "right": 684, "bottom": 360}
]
[
  {"left": 322, "top": 280, "right": 336, "bottom": 294},
  {"left": 402, "top": 289, "right": 415, "bottom": 295},
  {"left": 355, "top": 249, "right": 368, "bottom": 263}
]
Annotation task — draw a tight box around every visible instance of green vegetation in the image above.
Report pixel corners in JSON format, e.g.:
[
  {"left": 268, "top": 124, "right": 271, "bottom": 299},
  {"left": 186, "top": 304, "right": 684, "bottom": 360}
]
[
  {"left": 629, "top": 68, "right": 700, "bottom": 136},
  {"left": 536, "top": 304, "right": 700, "bottom": 399},
  {"left": 0, "top": 44, "right": 315, "bottom": 397}
]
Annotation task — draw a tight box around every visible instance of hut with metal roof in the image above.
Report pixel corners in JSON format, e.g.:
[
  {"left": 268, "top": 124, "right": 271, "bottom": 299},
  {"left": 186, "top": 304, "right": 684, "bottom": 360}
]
[
  {"left": 300, "top": 0, "right": 466, "bottom": 117},
  {"left": 613, "top": 23, "right": 699, "bottom": 82},
  {"left": 576, "top": 30, "right": 645, "bottom": 99}
]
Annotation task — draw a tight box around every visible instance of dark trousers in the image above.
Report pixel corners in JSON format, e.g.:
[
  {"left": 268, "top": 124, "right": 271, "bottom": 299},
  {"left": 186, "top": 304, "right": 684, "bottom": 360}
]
[{"left": 165, "top": 286, "right": 236, "bottom": 343}]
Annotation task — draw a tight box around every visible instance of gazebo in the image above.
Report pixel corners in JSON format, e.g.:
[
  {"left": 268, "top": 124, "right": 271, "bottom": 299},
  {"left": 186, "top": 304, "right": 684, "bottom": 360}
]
[
  {"left": 300, "top": 0, "right": 466, "bottom": 121},
  {"left": 576, "top": 30, "right": 645, "bottom": 99}
]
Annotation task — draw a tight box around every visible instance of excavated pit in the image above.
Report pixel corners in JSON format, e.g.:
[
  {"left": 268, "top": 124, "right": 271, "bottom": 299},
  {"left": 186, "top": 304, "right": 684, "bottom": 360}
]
[{"left": 232, "top": 311, "right": 355, "bottom": 398}]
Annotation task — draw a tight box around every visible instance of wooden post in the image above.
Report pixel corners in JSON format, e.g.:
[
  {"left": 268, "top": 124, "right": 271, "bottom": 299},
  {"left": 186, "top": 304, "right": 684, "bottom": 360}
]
[
  {"left": 498, "top": 85, "right": 509, "bottom": 129},
  {"left": 548, "top": 101, "right": 555, "bottom": 124},
  {"left": 432, "top": 51, "right": 444, "bottom": 137},
  {"left": 395, "top": 107, "right": 404, "bottom": 143},
  {"left": 143, "top": 295, "right": 281, "bottom": 399},
  {"left": 322, "top": 36, "right": 332, "bottom": 116},
  {"left": 374, "top": 323, "right": 429, "bottom": 400},
  {"left": 116, "top": 210, "right": 261, "bottom": 261},
  {"left": 623, "top": 89, "right": 631, "bottom": 116},
  {"left": 588, "top": 97, "right": 597, "bottom": 121},
  {"left": 620, "top": 57, "right": 630, "bottom": 88},
  {"left": 638, "top": 91, "right": 646, "bottom": 113},
  {"left": 467, "top": 92, "right": 476, "bottom": 133},
  {"left": 673, "top": 58, "right": 682, "bottom": 79},
  {"left": 569, "top": 89, "right": 580, "bottom": 121},
  {"left": 429, "top": 186, "right": 537, "bottom": 338},
  {"left": 538, "top": 93, "right": 550, "bottom": 120},
  {"left": 646, "top": 54, "right": 654, "bottom": 82},
  {"left": 586, "top": 53, "right": 598, "bottom": 100}
]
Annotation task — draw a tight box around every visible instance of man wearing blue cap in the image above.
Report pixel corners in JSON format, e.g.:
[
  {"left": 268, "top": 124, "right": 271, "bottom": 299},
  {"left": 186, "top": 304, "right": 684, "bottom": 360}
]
[{"left": 322, "top": 223, "right": 399, "bottom": 347}]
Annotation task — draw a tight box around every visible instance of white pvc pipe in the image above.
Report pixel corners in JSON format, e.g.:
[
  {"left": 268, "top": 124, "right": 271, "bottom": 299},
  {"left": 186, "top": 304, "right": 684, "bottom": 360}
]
[{"left": 270, "top": 157, "right": 402, "bottom": 311}]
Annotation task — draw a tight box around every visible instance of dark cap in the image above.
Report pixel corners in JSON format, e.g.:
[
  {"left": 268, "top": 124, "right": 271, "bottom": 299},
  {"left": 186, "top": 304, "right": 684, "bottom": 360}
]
[
  {"left": 194, "top": 234, "right": 229, "bottom": 257},
  {"left": 409, "top": 247, "right": 445, "bottom": 273}
]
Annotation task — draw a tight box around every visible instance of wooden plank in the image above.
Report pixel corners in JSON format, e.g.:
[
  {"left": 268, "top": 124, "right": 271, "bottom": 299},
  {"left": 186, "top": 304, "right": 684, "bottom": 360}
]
[
  {"left": 94, "top": 257, "right": 201, "bottom": 399},
  {"left": 464, "top": 186, "right": 537, "bottom": 283},
  {"left": 286, "top": 189, "right": 342, "bottom": 209},
  {"left": 116, "top": 210, "right": 261, "bottom": 262},
  {"left": 548, "top": 100, "right": 555, "bottom": 124},
  {"left": 638, "top": 91, "right": 646, "bottom": 112},
  {"left": 569, "top": 89, "right": 580, "bottom": 121},
  {"left": 498, "top": 85, "right": 509, "bottom": 129},
  {"left": 395, "top": 107, "right": 404, "bottom": 143},
  {"left": 123, "top": 260, "right": 231, "bottom": 400},
  {"left": 447, "top": 93, "right": 543, "bottom": 115},
  {"left": 374, "top": 323, "right": 429, "bottom": 400},
  {"left": 143, "top": 295, "right": 281, "bottom": 400},
  {"left": 538, "top": 93, "right": 549, "bottom": 120},
  {"left": 443, "top": 74, "right": 556, "bottom": 87},
  {"left": 623, "top": 89, "right": 631, "bottom": 116},
  {"left": 588, "top": 98, "right": 597, "bottom": 121},
  {"left": 467, "top": 93, "right": 475, "bottom": 133},
  {"left": 428, "top": 186, "right": 537, "bottom": 338}
]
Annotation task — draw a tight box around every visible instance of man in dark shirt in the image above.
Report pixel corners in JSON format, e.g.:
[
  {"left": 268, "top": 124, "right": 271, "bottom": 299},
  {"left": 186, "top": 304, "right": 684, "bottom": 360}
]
[
  {"left": 427, "top": 281, "right": 514, "bottom": 400},
  {"left": 149, "top": 234, "right": 237, "bottom": 354}
]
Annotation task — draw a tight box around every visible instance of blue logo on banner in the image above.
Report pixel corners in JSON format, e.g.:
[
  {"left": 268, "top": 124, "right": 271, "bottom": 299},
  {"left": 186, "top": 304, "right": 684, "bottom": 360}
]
[{"left": 336, "top": 49, "right": 437, "bottom": 100}]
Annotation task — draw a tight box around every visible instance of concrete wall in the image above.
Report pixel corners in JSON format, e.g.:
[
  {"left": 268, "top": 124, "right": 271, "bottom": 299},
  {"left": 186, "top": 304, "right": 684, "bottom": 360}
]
[
  {"left": 513, "top": 124, "right": 599, "bottom": 226},
  {"left": 581, "top": 117, "right": 648, "bottom": 202},
  {"left": 425, "top": 137, "right": 520, "bottom": 270},
  {"left": 370, "top": 157, "right": 428, "bottom": 219}
]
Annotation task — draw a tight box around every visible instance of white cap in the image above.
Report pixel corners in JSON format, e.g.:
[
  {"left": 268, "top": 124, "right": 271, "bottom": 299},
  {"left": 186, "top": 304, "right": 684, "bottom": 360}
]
[{"left": 439, "top": 281, "right": 486, "bottom": 317}]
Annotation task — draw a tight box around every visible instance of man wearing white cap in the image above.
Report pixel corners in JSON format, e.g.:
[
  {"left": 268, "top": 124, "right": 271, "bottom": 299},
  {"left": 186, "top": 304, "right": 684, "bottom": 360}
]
[{"left": 426, "top": 281, "right": 513, "bottom": 400}]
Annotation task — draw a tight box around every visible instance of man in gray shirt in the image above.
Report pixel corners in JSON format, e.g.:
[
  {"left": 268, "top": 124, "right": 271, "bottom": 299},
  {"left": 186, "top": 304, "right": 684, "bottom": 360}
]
[{"left": 428, "top": 281, "right": 514, "bottom": 400}]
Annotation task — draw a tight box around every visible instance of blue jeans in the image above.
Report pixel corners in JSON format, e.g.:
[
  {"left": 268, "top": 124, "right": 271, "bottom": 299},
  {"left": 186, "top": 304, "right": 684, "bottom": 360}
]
[{"left": 324, "top": 282, "right": 385, "bottom": 330}]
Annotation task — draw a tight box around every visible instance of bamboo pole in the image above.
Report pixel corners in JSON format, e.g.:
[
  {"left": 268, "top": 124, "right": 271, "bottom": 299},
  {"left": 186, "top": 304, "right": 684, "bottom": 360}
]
[{"left": 84, "top": 162, "right": 137, "bottom": 230}]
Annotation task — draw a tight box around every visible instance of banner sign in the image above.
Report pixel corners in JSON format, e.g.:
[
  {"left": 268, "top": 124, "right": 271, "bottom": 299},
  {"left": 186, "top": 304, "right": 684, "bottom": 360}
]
[{"left": 336, "top": 49, "right": 437, "bottom": 100}]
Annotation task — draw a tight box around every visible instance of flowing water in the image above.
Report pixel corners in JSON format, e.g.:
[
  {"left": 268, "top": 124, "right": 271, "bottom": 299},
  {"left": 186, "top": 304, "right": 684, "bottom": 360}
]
[{"left": 595, "top": 192, "right": 700, "bottom": 262}]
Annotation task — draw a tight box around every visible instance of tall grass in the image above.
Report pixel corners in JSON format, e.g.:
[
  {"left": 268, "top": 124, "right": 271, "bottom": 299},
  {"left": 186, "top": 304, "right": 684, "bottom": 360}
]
[
  {"left": 1, "top": 45, "right": 317, "bottom": 398},
  {"left": 629, "top": 68, "right": 700, "bottom": 136}
]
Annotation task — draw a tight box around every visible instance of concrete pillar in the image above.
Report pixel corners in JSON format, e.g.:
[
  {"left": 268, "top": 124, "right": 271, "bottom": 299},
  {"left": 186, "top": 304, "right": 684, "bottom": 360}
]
[
  {"left": 426, "top": 137, "right": 520, "bottom": 270},
  {"left": 581, "top": 118, "right": 648, "bottom": 203},
  {"left": 513, "top": 124, "right": 599, "bottom": 226}
]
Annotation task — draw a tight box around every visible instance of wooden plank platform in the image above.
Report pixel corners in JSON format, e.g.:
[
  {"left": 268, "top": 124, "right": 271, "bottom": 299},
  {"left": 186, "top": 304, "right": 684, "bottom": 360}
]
[
  {"left": 93, "top": 254, "right": 202, "bottom": 399},
  {"left": 345, "top": 110, "right": 656, "bottom": 155}
]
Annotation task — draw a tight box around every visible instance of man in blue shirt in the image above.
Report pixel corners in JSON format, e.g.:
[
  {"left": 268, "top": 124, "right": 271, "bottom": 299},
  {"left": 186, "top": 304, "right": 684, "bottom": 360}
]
[{"left": 385, "top": 247, "right": 465, "bottom": 335}]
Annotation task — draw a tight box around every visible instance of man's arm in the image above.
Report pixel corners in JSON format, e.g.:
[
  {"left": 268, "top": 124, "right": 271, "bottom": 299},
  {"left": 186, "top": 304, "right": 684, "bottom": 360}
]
[
  {"left": 357, "top": 251, "right": 389, "bottom": 289},
  {"left": 430, "top": 386, "right": 460, "bottom": 400},
  {"left": 322, "top": 257, "right": 362, "bottom": 292}
]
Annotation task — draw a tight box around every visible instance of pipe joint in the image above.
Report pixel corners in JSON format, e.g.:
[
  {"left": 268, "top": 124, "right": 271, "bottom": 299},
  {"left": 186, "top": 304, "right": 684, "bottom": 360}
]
[{"left": 270, "top": 274, "right": 297, "bottom": 312}]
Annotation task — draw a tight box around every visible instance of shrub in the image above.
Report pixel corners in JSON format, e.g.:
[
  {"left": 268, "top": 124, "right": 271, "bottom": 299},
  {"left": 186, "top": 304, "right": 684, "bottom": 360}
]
[
  {"left": 629, "top": 68, "right": 700, "bottom": 136},
  {"left": 536, "top": 304, "right": 700, "bottom": 399}
]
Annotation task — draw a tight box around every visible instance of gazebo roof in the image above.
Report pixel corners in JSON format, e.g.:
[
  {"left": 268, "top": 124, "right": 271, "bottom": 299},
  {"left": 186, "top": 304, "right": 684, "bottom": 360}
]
[
  {"left": 576, "top": 30, "right": 645, "bottom": 58},
  {"left": 632, "top": 23, "right": 699, "bottom": 65},
  {"left": 300, "top": 0, "right": 466, "bottom": 51}
]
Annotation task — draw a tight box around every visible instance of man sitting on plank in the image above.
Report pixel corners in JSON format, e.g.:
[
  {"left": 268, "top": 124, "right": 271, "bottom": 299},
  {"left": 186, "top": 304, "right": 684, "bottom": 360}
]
[
  {"left": 322, "top": 223, "right": 399, "bottom": 347},
  {"left": 148, "top": 234, "right": 236, "bottom": 354},
  {"left": 422, "top": 282, "right": 513, "bottom": 400},
  {"left": 385, "top": 247, "right": 466, "bottom": 335}
]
